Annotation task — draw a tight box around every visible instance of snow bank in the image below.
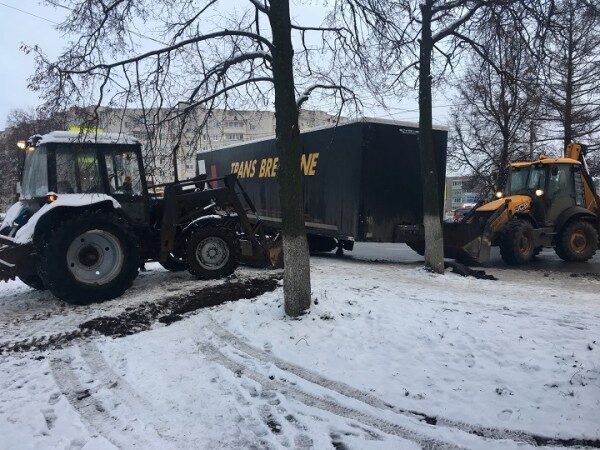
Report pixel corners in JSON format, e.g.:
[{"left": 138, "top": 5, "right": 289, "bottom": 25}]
[
  {"left": 1, "top": 257, "right": 598, "bottom": 448},
  {"left": 13, "top": 194, "right": 120, "bottom": 244}
]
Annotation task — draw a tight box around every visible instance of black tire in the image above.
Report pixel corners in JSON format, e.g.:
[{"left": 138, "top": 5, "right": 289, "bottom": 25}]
[
  {"left": 39, "top": 211, "right": 141, "bottom": 305},
  {"left": 185, "top": 227, "right": 240, "bottom": 279},
  {"left": 406, "top": 241, "right": 425, "bottom": 256},
  {"left": 159, "top": 254, "right": 187, "bottom": 272},
  {"left": 554, "top": 220, "right": 599, "bottom": 262},
  {"left": 307, "top": 234, "right": 337, "bottom": 254},
  {"left": 18, "top": 273, "right": 46, "bottom": 291},
  {"left": 499, "top": 218, "right": 535, "bottom": 266}
]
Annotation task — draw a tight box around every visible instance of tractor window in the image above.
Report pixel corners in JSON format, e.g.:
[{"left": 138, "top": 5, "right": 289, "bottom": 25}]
[
  {"left": 508, "top": 165, "right": 545, "bottom": 194},
  {"left": 105, "top": 149, "right": 142, "bottom": 196},
  {"left": 573, "top": 168, "right": 585, "bottom": 207},
  {"left": 547, "top": 164, "right": 571, "bottom": 201},
  {"left": 21, "top": 145, "right": 49, "bottom": 198},
  {"left": 55, "top": 148, "right": 101, "bottom": 193}
]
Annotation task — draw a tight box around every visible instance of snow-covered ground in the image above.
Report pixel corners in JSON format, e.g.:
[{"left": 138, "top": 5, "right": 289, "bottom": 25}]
[{"left": 0, "top": 255, "right": 599, "bottom": 449}]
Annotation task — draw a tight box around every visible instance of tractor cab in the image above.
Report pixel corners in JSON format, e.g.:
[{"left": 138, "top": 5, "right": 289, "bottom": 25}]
[
  {"left": 19, "top": 131, "right": 148, "bottom": 224},
  {"left": 501, "top": 156, "right": 587, "bottom": 227}
]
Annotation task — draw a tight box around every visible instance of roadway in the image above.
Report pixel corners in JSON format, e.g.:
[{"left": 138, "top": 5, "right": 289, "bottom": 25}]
[{"left": 329, "top": 242, "right": 600, "bottom": 275}]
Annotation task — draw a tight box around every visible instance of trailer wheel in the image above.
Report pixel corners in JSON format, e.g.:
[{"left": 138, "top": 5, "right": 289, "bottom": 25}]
[
  {"left": 186, "top": 227, "right": 239, "bottom": 279},
  {"left": 160, "top": 254, "right": 187, "bottom": 272},
  {"left": 555, "top": 220, "right": 598, "bottom": 262},
  {"left": 406, "top": 241, "right": 425, "bottom": 256},
  {"left": 499, "top": 218, "right": 535, "bottom": 266},
  {"left": 39, "top": 211, "right": 141, "bottom": 304},
  {"left": 18, "top": 274, "right": 46, "bottom": 291},
  {"left": 307, "top": 235, "right": 337, "bottom": 254}
]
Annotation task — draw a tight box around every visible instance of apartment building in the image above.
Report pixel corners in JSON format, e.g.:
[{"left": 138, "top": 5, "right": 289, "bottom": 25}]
[
  {"left": 83, "top": 106, "right": 342, "bottom": 184},
  {"left": 444, "top": 175, "right": 480, "bottom": 217}
]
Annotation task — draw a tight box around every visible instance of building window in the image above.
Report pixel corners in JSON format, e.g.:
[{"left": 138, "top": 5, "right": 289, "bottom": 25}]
[
  {"left": 452, "top": 180, "right": 462, "bottom": 187},
  {"left": 225, "top": 133, "right": 244, "bottom": 141},
  {"left": 223, "top": 120, "right": 244, "bottom": 129}
]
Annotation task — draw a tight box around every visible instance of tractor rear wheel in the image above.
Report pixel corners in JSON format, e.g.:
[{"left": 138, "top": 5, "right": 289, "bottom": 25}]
[
  {"left": 18, "top": 274, "right": 46, "bottom": 291},
  {"left": 555, "top": 220, "right": 598, "bottom": 262},
  {"left": 499, "top": 218, "right": 535, "bottom": 266},
  {"left": 185, "top": 227, "right": 240, "bottom": 279},
  {"left": 39, "top": 211, "right": 141, "bottom": 304}
]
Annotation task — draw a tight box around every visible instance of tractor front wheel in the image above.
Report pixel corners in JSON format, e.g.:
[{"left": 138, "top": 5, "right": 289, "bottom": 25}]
[
  {"left": 185, "top": 227, "right": 240, "bottom": 279},
  {"left": 18, "top": 274, "right": 46, "bottom": 291},
  {"left": 555, "top": 220, "right": 598, "bottom": 262},
  {"left": 39, "top": 212, "right": 141, "bottom": 304},
  {"left": 499, "top": 219, "right": 535, "bottom": 266}
]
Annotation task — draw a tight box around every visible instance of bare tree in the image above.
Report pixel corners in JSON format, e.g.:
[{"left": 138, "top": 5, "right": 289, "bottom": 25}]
[
  {"left": 450, "top": 8, "right": 542, "bottom": 194},
  {"left": 339, "top": 0, "right": 505, "bottom": 273},
  {"left": 540, "top": 0, "right": 600, "bottom": 153},
  {"left": 28, "top": 0, "right": 357, "bottom": 317}
]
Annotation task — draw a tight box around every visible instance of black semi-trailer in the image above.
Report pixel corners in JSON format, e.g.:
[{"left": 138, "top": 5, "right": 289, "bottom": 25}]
[{"left": 196, "top": 118, "right": 447, "bottom": 252}]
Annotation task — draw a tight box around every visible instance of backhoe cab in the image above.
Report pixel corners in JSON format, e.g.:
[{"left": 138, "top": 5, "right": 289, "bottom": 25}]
[{"left": 442, "top": 143, "right": 599, "bottom": 265}]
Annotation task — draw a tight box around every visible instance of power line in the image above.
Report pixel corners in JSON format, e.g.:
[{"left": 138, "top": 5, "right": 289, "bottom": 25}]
[
  {"left": 0, "top": 1, "right": 59, "bottom": 24},
  {"left": 0, "top": 0, "right": 167, "bottom": 46}
]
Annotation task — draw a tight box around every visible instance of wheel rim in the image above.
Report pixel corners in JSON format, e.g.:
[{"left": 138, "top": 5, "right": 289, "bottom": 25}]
[
  {"left": 66, "top": 230, "right": 125, "bottom": 285},
  {"left": 195, "top": 236, "right": 230, "bottom": 271},
  {"left": 519, "top": 234, "right": 532, "bottom": 255},
  {"left": 570, "top": 231, "right": 587, "bottom": 254}
]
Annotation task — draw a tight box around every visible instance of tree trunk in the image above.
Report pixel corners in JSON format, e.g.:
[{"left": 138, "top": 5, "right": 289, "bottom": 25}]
[
  {"left": 268, "top": 1, "right": 311, "bottom": 317},
  {"left": 563, "top": 22, "right": 575, "bottom": 153},
  {"left": 418, "top": 2, "right": 444, "bottom": 274},
  {"left": 496, "top": 132, "right": 510, "bottom": 191}
]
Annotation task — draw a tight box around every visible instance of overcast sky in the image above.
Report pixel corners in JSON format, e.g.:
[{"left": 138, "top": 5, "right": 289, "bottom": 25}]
[{"left": 0, "top": 0, "right": 452, "bottom": 130}]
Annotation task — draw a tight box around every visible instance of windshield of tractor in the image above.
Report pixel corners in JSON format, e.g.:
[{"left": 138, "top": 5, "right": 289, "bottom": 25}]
[
  {"left": 55, "top": 146, "right": 102, "bottom": 193},
  {"left": 508, "top": 165, "right": 546, "bottom": 195},
  {"left": 21, "top": 145, "right": 49, "bottom": 198},
  {"left": 105, "top": 149, "right": 143, "bottom": 196}
]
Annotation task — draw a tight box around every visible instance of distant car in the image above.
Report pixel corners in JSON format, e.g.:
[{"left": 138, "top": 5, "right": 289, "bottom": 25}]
[{"left": 453, "top": 207, "right": 472, "bottom": 222}]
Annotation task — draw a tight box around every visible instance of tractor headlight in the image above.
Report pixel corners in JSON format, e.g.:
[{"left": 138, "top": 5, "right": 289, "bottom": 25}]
[
  {"left": 535, "top": 189, "right": 544, "bottom": 197},
  {"left": 495, "top": 191, "right": 503, "bottom": 199},
  {"left": 16, "top": 140, "right": 26, "bottom": 150},
  {"left": 46, "top": 193, "right": 58, "bottom": 203}
]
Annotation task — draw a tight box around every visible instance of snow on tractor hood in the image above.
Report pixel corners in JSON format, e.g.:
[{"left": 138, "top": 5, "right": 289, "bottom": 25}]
[{"left": 13, "top": 194, "right": 121, "bottom": 244}]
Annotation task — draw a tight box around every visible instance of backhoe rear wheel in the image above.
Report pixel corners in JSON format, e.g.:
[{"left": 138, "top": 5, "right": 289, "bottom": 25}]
[
  {"left": 499, "top": 218, "right": 535, "bottom": 266},
  {"left": 39, "top": 211, "right": 141, "bottom": 304},
  {"left": 185, "top": 227, "right": 240, "bottom": 279},
  {"left": 555, "top": 220, "right": 598, "bottom": 262}
]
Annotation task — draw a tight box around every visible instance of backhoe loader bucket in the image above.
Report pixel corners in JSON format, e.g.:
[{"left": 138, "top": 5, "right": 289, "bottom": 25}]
[
  {"left": 239, "top": 233, "right": 284, "bottom": 269},
  {"left": 442, "top": 202, "right": 509, "bottom": 265}
]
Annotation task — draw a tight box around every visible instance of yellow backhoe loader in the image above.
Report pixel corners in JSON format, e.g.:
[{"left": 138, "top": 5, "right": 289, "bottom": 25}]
[{"left": 426, "top": 143, "right": 599, "bottom": 265}]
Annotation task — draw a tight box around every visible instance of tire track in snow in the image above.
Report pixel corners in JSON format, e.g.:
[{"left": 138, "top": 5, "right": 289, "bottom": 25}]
[
  {"left": 50, "top": 348, "right": 173, "bottom": 450},
  {"left": 78, "top": 341, "right": 188, "bottom": 448},
  {"left": 207, "top": 318, "right": 600, "bottom": 448},
  {"left": 200, "top": 341, "right": 462, "bottom": 450}
]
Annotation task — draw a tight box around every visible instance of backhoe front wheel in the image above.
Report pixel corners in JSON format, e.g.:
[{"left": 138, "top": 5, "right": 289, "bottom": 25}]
[
  {"left": 499, "top": 219, "right": 535, "bottom": 266},
  {"left": 186, "top": 227, "right": 240, "bottom": 279},
  {"left": 39, "top": 212, "right": 141, "bottom": 304},
  {"left": 555, "top": 220, "right": 598, "bottom": 262}
]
